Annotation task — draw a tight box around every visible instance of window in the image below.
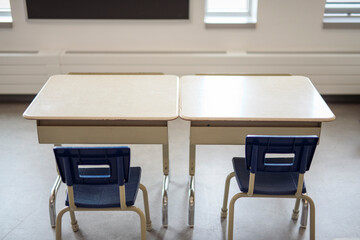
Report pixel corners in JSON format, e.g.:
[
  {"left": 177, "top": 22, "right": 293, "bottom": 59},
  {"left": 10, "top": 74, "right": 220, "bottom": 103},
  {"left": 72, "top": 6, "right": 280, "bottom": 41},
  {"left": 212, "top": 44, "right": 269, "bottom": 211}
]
[
  {"left": 324, "top": 0, "right": 360, "bottom": 28},
  {"left": 0, "top": 0, "right": 12, "bottom": 26},
  {"left": 205, "top": 0, "right": 258, "bottom": 27}
]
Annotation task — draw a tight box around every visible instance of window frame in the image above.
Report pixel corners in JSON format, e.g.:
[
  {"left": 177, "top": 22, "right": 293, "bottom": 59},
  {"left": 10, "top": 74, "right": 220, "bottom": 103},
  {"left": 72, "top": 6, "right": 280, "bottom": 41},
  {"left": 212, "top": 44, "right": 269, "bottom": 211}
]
[{"left": 0, "top": 0, "right": 12, "bottom": 27}]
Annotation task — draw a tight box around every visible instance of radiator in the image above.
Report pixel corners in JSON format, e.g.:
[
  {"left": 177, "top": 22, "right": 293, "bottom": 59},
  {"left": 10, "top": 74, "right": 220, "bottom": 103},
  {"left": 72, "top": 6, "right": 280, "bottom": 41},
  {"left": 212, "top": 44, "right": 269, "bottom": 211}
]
[
  {"left": 0, "top": 51, "right": 60, "bottom": 94},
  {"left": 1, "top": 50, "right": 359, "bottom": 94}
]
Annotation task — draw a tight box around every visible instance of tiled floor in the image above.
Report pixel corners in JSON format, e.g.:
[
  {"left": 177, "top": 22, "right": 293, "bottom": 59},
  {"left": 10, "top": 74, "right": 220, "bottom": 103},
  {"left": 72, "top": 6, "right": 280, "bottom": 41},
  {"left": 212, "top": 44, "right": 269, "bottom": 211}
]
[{"left": 0, "top": 102, "right": 359, "bottom": 240}]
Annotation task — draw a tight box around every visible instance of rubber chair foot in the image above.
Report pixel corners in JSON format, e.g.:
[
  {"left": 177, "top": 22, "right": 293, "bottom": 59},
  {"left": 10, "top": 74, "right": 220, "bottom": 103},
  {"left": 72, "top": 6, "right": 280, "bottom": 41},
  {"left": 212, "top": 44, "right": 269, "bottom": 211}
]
[
  {"left": 292, "top": 210, "right": 299, "bottom": 220},
  {"left": 221, "top": 209, "right": 228, "bottom": 219},
  {"left": 146, "top": 222, "right": 153, "bottom": 231},
  {"left": 72, "top": 223, "right": 79, "bottom": 232}
]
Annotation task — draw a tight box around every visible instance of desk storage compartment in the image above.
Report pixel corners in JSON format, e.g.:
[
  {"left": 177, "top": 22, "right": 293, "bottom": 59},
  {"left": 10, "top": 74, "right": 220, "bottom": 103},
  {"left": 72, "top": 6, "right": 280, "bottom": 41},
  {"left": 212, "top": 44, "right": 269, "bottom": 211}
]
[
  {"left": 190, "top": 126, "right": 321, "bottom": 145},
  {"left": 37, "top": 126, "right": 168, "bottom": 144}
]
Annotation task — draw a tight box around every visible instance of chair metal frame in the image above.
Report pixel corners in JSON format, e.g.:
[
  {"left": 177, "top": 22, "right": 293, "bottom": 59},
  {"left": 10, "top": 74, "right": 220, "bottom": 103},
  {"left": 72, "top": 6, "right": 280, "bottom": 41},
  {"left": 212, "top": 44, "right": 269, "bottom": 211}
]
[
  {"left": 221, "top": 135, "right": 317, "bottom": 240},
  {"left": 54, "top": 147, "right": 152, "bottom": 240}
]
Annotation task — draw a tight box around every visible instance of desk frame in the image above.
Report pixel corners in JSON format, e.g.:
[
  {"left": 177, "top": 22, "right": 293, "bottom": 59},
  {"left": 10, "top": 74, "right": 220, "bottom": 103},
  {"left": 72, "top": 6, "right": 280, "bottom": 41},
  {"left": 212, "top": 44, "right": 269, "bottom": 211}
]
[
  {"left": 37, "top": 119, "right": 171, "bottom": 227},
  {"left": 187, "top": 120, "right": 322, "bottom": 226}
]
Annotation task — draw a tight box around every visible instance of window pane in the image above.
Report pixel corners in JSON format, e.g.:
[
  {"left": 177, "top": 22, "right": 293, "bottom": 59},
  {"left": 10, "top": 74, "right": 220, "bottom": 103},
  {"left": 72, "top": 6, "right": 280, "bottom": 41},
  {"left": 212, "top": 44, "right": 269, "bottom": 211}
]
[
  {"left": 0, "top": 0, "right": 10, "bottom": 9},
  {"left": 325, "top": 1, "right": 360, "bottom": 14},
  {"left": 207, "top": 0, "right": 249, "bottom": 13}
]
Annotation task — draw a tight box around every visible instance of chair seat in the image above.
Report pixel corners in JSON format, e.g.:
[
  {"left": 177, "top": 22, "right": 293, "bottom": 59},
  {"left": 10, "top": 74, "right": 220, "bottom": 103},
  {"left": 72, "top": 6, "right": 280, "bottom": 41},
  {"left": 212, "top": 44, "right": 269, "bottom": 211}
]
[
  {"left": 66, "top": 167, "right": 141, "bottom": 208},
  {"left": 233, "top": 157, "right": 307, "bottom": 195}
]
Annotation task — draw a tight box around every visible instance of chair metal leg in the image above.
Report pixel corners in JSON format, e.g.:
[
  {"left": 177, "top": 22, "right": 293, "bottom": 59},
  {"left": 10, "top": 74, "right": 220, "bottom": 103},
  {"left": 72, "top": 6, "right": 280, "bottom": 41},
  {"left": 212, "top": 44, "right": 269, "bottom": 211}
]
[
  {"left": 139, "top": 184, "right": 152, "bottom": 231},
  {"left": 228, "top": 193, "right": 243, "bottom": 240},
  {"left": 188, "top": 175, "right": 195, "bottom": 227},
  {"left": 301, "top": 195, "right": 315, "bottom": 240},
  {"left": 129, "top": 206, "right": 147, "bottom": 240},
  {"left": 292, "top": 198, "right": 301, "bottom": 220},
  {"left": 69, "top": 210, "right": 79, "bottom": 232},
  {"left": 300, "top": 198, "right": 309, "bottom": 228},
  {"left": 49, "top": 175, "right": 62, "bottom": 227},
  {"left": 55, "top": 207, "right": 70, "bottom": 240},
  {"left": 221, "top": 172, "right": 235, "bottom": 219},
  {"left": 224, "top": 192, "right": 315, "bottom": 239},
  {"left": 161, "top": 175, "right": 169, "bottom": 227}
]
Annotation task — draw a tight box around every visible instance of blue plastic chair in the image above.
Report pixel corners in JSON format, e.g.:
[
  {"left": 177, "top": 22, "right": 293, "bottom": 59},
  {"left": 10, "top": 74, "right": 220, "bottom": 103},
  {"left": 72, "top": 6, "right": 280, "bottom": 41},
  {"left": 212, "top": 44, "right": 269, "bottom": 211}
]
[
  {"left": 221, "top": 135, "right": 318, "bottom": 240},
  {"left": 53, "top": 147, "right": 152, "bottom": 240}
]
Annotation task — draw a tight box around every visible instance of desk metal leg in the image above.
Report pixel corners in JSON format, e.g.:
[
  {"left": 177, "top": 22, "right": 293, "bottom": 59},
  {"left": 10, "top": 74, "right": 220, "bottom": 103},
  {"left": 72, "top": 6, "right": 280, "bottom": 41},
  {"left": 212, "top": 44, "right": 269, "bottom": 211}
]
[
  {"left": 162, "top": 143, "right": 170, "bottom": 227},
  {"left": 188, "top": 175, "right": 195, "bottom": 227},
  {"left": 49, "top": 175, "right": 61, "bottom": 227},
  {"left": 189, "top": 144, "right": 195, "bottom": 176},
  {"left": 162, "top": 175, "right": 169, "bottom": 227},
  {"left": 300, "top": 198, "right": 309, "bottom": 228},
  {"left": 162, "top": 144, "right": 169, "bottom": 176},
  {"left": 188, "top": 144, "right": 196, "bottom": 227}
]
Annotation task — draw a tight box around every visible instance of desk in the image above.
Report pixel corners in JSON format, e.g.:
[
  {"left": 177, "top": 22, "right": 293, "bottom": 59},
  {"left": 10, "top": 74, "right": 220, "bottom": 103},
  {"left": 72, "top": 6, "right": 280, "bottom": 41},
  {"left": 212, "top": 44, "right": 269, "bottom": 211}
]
[
  {"left": 23, "top": 74, "right": 179, "bottom": 227},
  {"left": 179, "top": 75, "right": 335, "bottom": 226}
]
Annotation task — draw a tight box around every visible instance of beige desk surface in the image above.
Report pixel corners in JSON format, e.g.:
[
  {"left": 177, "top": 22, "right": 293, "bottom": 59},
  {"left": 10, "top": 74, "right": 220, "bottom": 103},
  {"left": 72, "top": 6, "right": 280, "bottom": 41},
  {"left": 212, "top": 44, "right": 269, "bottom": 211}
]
[
  {"left": 180, "top": 75, "right": 335, "bottom": 122},
  {"left": 23, "top": 75, "right": 179, "bottom": 121}
]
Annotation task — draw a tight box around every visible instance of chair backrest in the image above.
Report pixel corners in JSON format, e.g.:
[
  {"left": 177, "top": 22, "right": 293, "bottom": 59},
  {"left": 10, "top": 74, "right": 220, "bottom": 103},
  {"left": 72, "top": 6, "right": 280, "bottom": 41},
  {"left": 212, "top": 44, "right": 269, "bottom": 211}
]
[
  {"left": 245, "top": 135, "right": 318, "bottom": 174},
  {"left": 53, "top": 147, "right": 130, "bottom": 186}
]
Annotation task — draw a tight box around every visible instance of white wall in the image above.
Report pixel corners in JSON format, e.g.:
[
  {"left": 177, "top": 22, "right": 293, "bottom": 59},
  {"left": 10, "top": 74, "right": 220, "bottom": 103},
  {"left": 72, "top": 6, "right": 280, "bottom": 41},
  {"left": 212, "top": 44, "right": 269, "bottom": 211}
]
[
  {"left": 1, "top": 0, "right": 360, "bottom": 95},
  {"left": 1, "top": 0, "right": 360, "bottom": 52}
]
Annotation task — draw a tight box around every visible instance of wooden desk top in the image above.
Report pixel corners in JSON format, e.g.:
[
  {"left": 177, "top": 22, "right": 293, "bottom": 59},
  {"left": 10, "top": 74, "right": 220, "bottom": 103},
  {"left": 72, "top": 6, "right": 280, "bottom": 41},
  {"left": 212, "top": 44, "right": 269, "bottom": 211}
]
[
  {"left": 23, "top": 75, "right": 179, "bottom": 121},
  {"left": 180, "top": 75, "right": 335, "bottom": 122}
]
